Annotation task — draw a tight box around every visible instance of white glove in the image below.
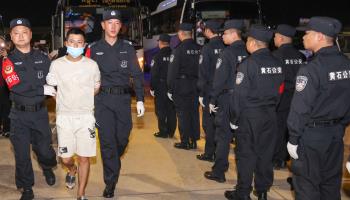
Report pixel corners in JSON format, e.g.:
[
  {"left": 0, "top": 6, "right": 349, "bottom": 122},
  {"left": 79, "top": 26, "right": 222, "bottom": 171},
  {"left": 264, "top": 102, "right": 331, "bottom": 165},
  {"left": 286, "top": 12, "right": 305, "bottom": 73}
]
[
  {"left": 287, "top": 142, "right": 298, "bottom": 160},
  {"left": 199, "top": 96, "right": 205, "bottom": 107},
  {"left": 230, "top": 122, "right": 239, "bottom": 130},
  {"left": 44, "top": 84, "right": 56, "bottom": 96},
  {"left": 136, "top": 101, "right": 145, "bottom": 117},
  {"left": 150, "top": 90, "right": 155, "bottom": 97},
  {"left": 346, "top": 161, "right": 350, "bottom": 174},
  {"left": 167, "top": 92, "right": 173, "bottom": 101},
  {"left": 46, "top": 73, "right": 57, "bottom": 86},
  {"left": 209, "top": 103, "right": 219, "bottom": 114}
]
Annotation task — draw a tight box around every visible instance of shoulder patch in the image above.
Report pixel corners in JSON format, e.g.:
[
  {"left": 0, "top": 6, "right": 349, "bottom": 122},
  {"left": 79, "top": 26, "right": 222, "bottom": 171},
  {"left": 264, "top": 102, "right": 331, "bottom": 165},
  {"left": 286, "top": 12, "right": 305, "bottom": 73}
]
[
  {"left": 216, "top": 58, "right": 222, "bottom": 69},
  {"left": 295, "top": 76, "right": 308, "bottom": 92},
  {"left": 88, "top": 42, "right": 96, "bottom": 48},
  {"left": 151, "top": 59, "right": 155, "bottom": 67},
  {"left": 170, "top": 55, "right": 174, "bottom": 63},
  {"left": 199, "top": 55, "right": 203, "bottom": 65},
  {"left": 123, "top": 40, "right": 133, "bottom": 45},
  {"left": 236, "top": 72, "right": 244, "bottom": 85}
]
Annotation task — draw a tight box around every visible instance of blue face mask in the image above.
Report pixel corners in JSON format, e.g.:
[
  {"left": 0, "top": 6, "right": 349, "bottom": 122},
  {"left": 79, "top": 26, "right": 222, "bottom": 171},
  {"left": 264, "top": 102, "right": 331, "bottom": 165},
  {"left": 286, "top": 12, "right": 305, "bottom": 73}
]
[{"left": 66, "top": 46, "right": 84, "bottom": 58}]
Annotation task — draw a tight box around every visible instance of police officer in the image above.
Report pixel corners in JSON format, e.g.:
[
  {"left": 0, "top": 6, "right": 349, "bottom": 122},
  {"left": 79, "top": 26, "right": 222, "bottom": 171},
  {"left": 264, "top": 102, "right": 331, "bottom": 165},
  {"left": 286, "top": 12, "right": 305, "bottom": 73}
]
[
  {"left": 197, "top": 20, "right": 225, "bottom": 162},
  {"left": 0, "top": 35, "right": 11, "bottom": 137},
  {"left": 167, "top": 23, "right": 201, "bottom": 149},
  {"left": 1, "top": 18, "right": 57, "bottom": 200},
  {"left": 225, "top": 24, "right": 284, "bottom": 200},
  {"left": 150, "top": 34, "right": 177, "bottom": 138},
  {"left": 204, "top": 20, "right": 248, "bottom": 183},
  {"left": 272, "top": 24, "right": 305, "bottom": 169},
  {"left": 86, "top": 10, "right": 145, "bottom": 198},
  {"left": 287, "top": 16, "right": 350, "bottom": 200}
]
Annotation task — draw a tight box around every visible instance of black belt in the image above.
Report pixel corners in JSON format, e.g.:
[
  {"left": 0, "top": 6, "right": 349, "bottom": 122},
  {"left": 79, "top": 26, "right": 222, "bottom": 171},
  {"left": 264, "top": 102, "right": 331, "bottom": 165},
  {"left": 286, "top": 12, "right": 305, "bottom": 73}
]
[
  {"left": 177, "top": 74, "right": 197, "bottom": 80},
  {"left": 12, "top": 102, "right": 45, "bottom": 112},
  {"left": 101, "top": 87, "right": 131, "bottom": 95},
  {"left": 306, "top": 119, "right": 340, "bottom": 128}
]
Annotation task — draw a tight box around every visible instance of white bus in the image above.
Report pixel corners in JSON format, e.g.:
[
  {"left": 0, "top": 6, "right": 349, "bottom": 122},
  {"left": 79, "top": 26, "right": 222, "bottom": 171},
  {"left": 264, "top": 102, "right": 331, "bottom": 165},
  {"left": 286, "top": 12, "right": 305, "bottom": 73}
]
[
  {"left": 142, "top": 0, "right": 263, "bottom": 71},
  {"left": 51, "top": 0, "right": 145, "bottom": 68}
]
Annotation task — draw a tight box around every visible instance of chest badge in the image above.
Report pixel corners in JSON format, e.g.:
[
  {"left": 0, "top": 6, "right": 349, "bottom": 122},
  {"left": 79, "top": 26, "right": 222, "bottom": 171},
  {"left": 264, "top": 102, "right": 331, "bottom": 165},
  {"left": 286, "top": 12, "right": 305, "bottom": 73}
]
[{"left": 121, "top": 60, "right": 128, "bottom": 68}]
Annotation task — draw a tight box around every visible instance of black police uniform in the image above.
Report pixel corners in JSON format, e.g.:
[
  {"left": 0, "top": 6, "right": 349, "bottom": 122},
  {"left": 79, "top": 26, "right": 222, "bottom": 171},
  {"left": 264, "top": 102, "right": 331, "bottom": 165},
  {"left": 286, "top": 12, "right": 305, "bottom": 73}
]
[
  {"left": 167, "top": 24, "right": 201, "bottom": 148},
  {"left": 272, "top": 25, "right": 305, "bottom": 167},
  {"left": 287, "top": 17, "right": 350, "bottom": 200},
  {"left": 197, "top": 30, "right": 225, "bottom": 159},
  {"left": 227, "top": 25, "right": 284, "bottom": 199},
  {"left": 150, "top": 40, "right": 177, "bottom": 138},
  {"left": 208, "top": 20, "right": 248, "bottom": 180},
  {"left": 0, "top": 58, "right": 11, "bottom": 135},
  {"left": 2, "top": 47, "right": 57, "bottom": 190},
  {"left": 87, "top": 27, "right": 144, "bottom": 192}
]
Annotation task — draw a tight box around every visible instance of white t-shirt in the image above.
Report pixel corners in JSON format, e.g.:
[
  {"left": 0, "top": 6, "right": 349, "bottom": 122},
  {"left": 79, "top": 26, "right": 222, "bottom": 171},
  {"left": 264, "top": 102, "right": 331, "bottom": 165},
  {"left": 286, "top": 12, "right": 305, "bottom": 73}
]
[{"left": 49, "top": 56, "right": 100, "bottom": 115}]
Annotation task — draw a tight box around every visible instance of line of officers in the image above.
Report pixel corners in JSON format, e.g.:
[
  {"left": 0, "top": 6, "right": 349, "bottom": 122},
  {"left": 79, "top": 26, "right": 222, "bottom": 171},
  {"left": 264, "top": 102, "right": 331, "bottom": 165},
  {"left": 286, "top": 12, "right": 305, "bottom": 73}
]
[{"left": 150, "top": 16, "right": 350, "bottom": 200}]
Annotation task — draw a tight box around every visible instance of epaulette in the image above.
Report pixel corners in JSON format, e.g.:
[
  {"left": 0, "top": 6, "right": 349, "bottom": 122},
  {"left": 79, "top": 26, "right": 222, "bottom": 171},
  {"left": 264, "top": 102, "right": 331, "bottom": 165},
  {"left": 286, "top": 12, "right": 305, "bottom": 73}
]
[
  {"left": 88, "top": 41, "right": 97, "bottom": 48},
  {"left": 123, "top": 40, "right": 133, "bottom": 46}
]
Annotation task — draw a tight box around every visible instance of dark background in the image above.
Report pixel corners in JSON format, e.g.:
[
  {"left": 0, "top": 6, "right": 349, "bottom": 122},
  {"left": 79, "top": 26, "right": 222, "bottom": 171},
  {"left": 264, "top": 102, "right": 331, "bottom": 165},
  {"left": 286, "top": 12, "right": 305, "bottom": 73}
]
[{"left": 0, "top": 0, "right": 349, "bottom": 27}]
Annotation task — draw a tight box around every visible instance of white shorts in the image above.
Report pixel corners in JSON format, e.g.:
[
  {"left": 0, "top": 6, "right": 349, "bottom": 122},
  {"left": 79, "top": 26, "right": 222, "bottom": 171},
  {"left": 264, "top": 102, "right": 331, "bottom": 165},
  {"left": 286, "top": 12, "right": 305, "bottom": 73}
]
[{"left": 56, "top": 114, "right": 96, "bottom": 158}]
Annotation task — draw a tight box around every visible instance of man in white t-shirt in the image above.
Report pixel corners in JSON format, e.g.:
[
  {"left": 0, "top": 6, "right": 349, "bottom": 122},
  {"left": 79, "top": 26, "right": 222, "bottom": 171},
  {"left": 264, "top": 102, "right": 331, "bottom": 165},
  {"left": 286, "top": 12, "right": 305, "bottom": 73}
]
[{"left": 46, "top": 28, "right": 100, "bottom": 200}]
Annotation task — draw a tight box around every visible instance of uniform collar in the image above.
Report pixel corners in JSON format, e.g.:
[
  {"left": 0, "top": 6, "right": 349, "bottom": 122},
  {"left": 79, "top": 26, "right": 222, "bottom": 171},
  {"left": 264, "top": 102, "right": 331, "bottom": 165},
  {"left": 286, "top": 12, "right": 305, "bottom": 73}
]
[
  {"left": 279, "top": 43, "right": 293, "bottom": 49},
  {"left": 101, "top": 38, "right": 122, "bottom": 48},
  {"left": 182, "top": 38, "right": 194, "bottom": 43},
  {"left": 209, "top": 36, "right": 221, "bottom": 43},
  {"left": 251, "top": 47, "right": 270, "bottom": 56},
  {"left": 230, "top": 40, "right": 245, "bottom": 47},
  {"left": 314, "top": 45, "right": 339, "bottom": 56},
  {"left": 13, "top": 47, "right": 33, "bottom": 58}
]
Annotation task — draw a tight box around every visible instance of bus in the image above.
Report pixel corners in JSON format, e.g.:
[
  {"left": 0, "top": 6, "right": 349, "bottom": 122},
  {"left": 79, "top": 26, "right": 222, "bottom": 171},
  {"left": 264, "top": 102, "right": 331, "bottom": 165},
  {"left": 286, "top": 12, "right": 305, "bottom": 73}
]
[
  {"left": 51, "top": 0, "right": 145, "bottom": 68},
  {"left": 142, "top": 0, "right": 263, "bottom": 71}
]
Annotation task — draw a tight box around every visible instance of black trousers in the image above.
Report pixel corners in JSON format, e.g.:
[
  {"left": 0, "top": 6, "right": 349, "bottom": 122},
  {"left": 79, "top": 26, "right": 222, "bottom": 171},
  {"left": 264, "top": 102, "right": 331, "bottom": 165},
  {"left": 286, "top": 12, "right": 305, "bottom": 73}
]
[
  {"left": 154, "top": 88, "right": 177, "bottom": 137},
  {"left": 173, "top": 79, "right": 200, "bottom": 143},
  {"left": 273, "top": 108, "right": 289, "bottom": 163},
  {"left": 235, "top": 107, "right": 277, "bottom": 197},
  {"left": 9, "top": 107, "right": 57, "bottom": 189},
  {"left": 95, "top": 93, "right": 132, "bottom": 186},
  {"left": 211, "top": 93, "right": 233, "bottom": 177},
  {"left": 291, "top": 124, "right": 344, "bottom": 200},
  {"left": 202, "top": 95, "right": 216, "bottom": 157},
  {"left": 0, "top": 96, "right": 11, "bottom": 132}
]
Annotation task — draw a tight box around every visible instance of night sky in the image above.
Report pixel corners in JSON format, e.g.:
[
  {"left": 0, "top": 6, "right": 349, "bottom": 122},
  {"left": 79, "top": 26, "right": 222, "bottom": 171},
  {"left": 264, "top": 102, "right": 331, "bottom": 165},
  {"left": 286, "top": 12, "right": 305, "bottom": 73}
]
[{"left": 0, "top": 0, "right": 349, "bottom": 28}]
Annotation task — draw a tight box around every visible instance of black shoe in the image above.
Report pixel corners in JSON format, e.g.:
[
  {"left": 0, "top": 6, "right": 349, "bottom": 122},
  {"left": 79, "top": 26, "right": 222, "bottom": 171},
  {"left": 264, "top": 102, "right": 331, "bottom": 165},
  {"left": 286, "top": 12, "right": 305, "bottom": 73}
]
[
  {"left": 20, "top": 188, "right": 34, "bottom": 200},
  {"left": 103, "top": 184, "right": 115, "bottom": 198},
  {"left": 224, "top": 190, "right": 251, "bottom": 200},
  {"left": 77, "top": 196, "right": 88, "bottom": 200},
  {"left": 257, "top": 192, "right": 267, "bottom": 200},
  {"left": 189, "top": 140, "right": 197, "bottom": 149},
  {"left": 2, "top": 131, "right": 10, "bottom": 138},
  {"left": 273, "top": 161, "right": 286, "bottom": 170},
  {"left": 196, "top": 154, "right": 214, "bottom": 162},
  {"left": 43, "top": 169, "right": 56, "bottom": 186},
  {"left": 204, "top": 171, "right": 225, "bottom": 183},
  {"left": 174, "top": 142, "right": 190, "bottom": 150},
  {"left": 154, "top": 132, "right": 168, "bottom": 138},
  {"left": 287, "top": 177, "right": 294, "bottom": 190}
]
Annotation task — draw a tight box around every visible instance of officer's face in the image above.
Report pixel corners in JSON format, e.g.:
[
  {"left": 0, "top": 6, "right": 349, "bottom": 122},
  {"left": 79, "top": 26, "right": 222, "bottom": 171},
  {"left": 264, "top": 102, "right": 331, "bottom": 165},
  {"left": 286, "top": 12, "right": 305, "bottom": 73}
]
[
  {"left": 101, "top": 19, "right": 122, "bottom": 38},
  {"left": 65, "top": 34, "right": 85, "bottom": 48},
  {"left": 10, "top": 26, "right": 32, "bottom": 48},
  {"left": 222, "top": 29, "right": 233, "bottom": 45},
  {"left": 303, "top": 30, "right": 318, "bottom": 51},
  {"left": 273, "top": 33, "right": 282, "bottom": 47}
]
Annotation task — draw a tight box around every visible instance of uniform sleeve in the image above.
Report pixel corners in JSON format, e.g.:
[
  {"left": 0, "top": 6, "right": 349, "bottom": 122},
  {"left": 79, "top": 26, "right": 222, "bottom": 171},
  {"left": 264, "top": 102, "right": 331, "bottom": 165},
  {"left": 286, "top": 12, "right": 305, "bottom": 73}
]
[
  {"left": 210, "top": 52, "right": 232, "bottom": 105},
  {"left": 287, "top": 66, "right": 318, "bottom": 145},
  {"left": 128, "top": 46, "right": 144, "bottom": 102},
  {"left": 197, "top": 46, "right": 211, "bottom": 97},
  {"left": 167, "top": 49, "right": 180, "bottom": 93},
  {"left": 2, "top": 57, "right": 40, "bottom": 96},
  {"left": 150, "top": 56, "right": 159, "bottom": 91}
]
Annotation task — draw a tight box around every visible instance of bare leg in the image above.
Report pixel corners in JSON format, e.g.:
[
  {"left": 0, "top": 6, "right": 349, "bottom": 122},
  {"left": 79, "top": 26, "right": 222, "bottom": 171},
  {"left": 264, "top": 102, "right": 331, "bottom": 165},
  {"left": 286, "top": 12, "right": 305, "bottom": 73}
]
[
  {"left": 77, "top": 156, "right": 90, "bottom": 197},
  {"left": 61, "top": 157, "right": 77, "bottom": 176}
]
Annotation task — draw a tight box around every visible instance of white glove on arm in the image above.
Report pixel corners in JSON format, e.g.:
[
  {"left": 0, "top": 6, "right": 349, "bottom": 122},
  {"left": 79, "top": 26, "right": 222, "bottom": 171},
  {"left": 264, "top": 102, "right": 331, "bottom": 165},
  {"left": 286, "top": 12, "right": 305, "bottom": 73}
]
[
  {"left": 199, "top": 96, "right": 205, "bottom": 107},
  {"left": 46, "top": 72, "right": 57, "bottom": 86},
  {"left": 287, "top": 142, "right": 298, "bottom": 159},
  {"left": 44, "top": 84, "right": 56, "bottom": 96},
  {"left": 150, "top": 90, "right": 155, "bottom": 97},
  {"left": 167, "top": 92, "right": 173, "bottom": 101},
  {"left": 209, "top": 103, "right": 218, "bottom": 114},
  {"left": 230, "top": 122, "right": 238, "bottom": 130},
  {"left": 136, "top": 101, "right": 145, "bottom": 117}
]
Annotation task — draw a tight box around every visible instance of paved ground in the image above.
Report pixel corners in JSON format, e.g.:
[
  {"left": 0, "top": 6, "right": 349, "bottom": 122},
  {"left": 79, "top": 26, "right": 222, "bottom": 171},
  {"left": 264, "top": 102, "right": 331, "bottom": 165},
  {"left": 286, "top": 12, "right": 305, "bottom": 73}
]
[{"left": 1, "top": 96, "right": 350, "bottom": 200}]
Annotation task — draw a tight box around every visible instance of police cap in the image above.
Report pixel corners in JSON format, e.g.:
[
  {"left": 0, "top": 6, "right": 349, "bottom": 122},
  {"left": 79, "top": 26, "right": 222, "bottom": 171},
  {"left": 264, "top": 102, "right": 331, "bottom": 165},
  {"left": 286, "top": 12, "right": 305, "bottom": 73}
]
[
  {"left": 223, "top": 19, "right": 244, "bottom": 31},
  {"left": 247, "top": 24, "right": 273, "bottom": 43},
  {"left": 204, "top": 20, "right": 222, "bottom": 32},
  {"left": 10, "top": 18, "right": 31, "bottom": 29},
  {"left": 301, "top": 16, "right": 342, "bottom": 38},
  {"left": 274, "top": 24, "right": 296, "bottom": 38},
  {"left": 179, "top": 23, "right": 193, "bottom": 31},
  {"left": 158, "top": 34, "right": 171, "bottom": 43},
  {"left": 103, "top": 10, "right": 122, "bottom": 21}
]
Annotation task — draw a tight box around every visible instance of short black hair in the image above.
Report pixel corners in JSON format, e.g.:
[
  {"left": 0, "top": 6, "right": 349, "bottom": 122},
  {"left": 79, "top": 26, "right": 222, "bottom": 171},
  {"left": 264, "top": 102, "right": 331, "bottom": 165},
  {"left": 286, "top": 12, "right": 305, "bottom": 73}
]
[{"left": 66, "top": 28, "right": 86, "bottom": 41}]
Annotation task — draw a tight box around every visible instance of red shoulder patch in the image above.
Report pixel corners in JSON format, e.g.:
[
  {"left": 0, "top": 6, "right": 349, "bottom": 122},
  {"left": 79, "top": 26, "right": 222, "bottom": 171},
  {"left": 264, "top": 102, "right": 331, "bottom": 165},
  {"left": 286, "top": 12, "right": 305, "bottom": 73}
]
[{"left": 2, "top": 58, "right": 20, "bottom": 89}]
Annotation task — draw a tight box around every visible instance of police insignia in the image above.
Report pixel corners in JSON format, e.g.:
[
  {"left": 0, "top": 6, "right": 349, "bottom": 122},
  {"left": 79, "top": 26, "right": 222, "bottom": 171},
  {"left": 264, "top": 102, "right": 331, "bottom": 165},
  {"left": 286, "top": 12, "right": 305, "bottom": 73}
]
[
  {"left": 216, "top": 58, "right": 222, "bottom": 69},
  {"left": 150, "top": 59, "right": 155, "bottom": 67},
  {"left": 295, "top": 76, "right": 308, "bottom": 92},
  {"left": 199, "top": 55, "right": 203, "bottom": 64},
  {"left": 121, "top": 60, "right": 128, "bottom": 68},
  {"left": 37, "top": 71, "right": 44, "bottom": 79},
  {"left": 236, "top": 72, "right": 244, "bottom": 85},
  {"left": 170, "top": 55, "right": 174, "bottom": 63},
  {"left": 4, "top": 65, "right": 13, "bottom": 74}
]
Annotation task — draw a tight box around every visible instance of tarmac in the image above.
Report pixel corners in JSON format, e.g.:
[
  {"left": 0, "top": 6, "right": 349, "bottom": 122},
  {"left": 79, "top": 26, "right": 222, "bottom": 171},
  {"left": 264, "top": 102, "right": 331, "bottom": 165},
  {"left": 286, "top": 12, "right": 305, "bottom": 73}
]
[{"left": 0, "top": 96, "right": 350, "bottom": 200}]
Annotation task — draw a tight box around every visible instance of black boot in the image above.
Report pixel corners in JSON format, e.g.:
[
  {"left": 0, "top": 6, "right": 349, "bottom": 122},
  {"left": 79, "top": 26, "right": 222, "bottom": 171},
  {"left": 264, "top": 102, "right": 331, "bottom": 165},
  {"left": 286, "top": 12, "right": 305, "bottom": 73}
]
[
  {"left": 258, "top": 192, "right": 267, "bottom": 200},
  {"left": 20, "top": 188, "right": 34, "bottom": 200},
  {"left": 189, "top": 140, "right": 197, "bottom": 149},
  {"left": 224, "top": 190, "right": 251, "bottom": 200},
  {"left": 103, "top": 183, "right": 116, "bottom": 198},
  {"left": 174, "top": 142, "right": 190, "bottom": 150},
  {"left": 43, "top": 169, "right": 56, "bottom": 186}
]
